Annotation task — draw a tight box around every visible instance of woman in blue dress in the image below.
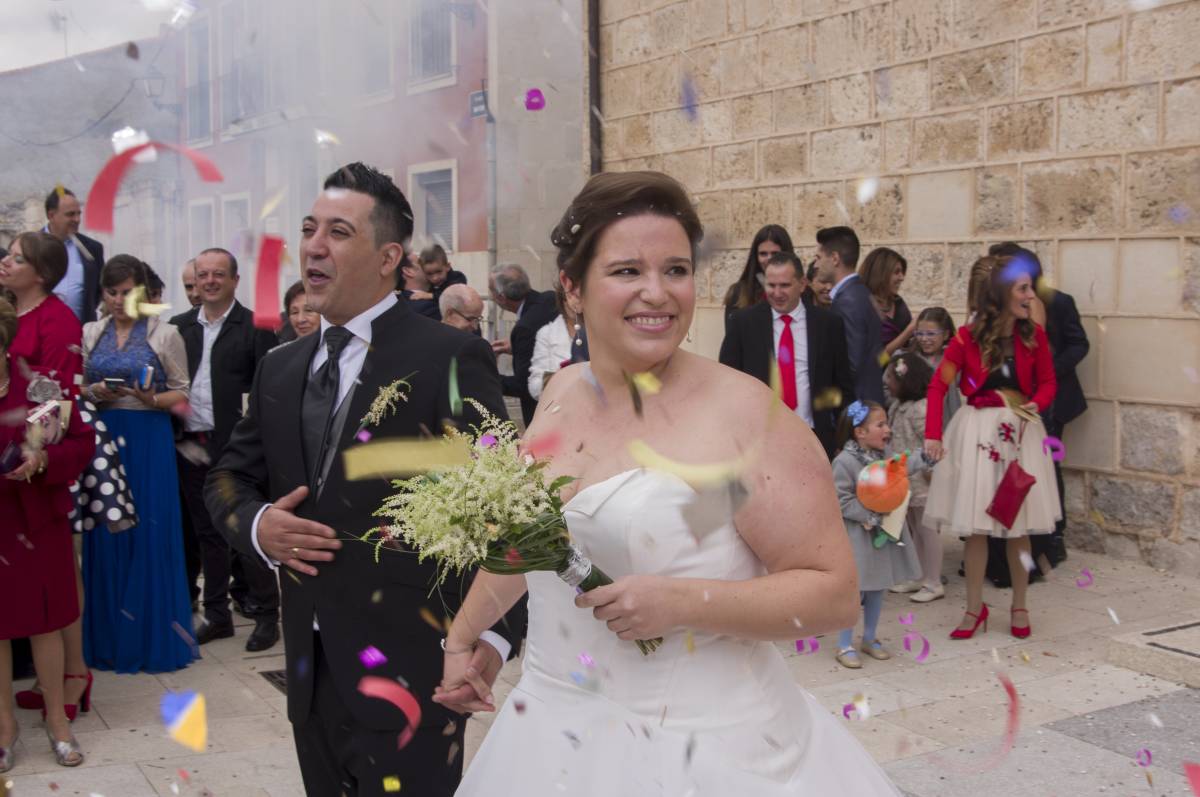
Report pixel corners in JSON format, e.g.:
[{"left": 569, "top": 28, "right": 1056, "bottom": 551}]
[{"left": 80, "top": 256, "right": 196, "bottom": 673}]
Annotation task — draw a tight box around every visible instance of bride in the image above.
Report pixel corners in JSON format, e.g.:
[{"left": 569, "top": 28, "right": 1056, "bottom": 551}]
[{"left": 435, "top": 171, "right": 900, "bottom": 795}]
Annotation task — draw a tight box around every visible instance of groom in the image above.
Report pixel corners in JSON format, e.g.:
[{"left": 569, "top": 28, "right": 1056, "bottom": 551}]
[{"left": 205, "top": 163, "right": 525, "bottom": 796}]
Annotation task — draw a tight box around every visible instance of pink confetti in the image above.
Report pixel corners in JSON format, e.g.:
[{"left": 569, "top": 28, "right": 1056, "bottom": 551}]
[
  {"left": 1184, "top": 761, "right": 1200, "bottom": 795},
  {"left": 1075, "top": 568, "right": 1093, "bottom": 588},
  {"left": 252, "top": 235, "right": 285, "bottom": 330},
  {"left": 356, "top": 429, "right": 373, "bottom": 443},
  {"left": 578, "top": 652, "right": 595, "bottom": 668},
  {"left": 524, "top": 430, "right": 562, "bottom": 459},
  {"left": 1042, "top": 436, "right": 1065, "bottom": 462},
  {"left": 359, "top": 645, "right": 388, "bottom": 669},
  {"left": 898, "top": 612, "right": 914, "bottom": 625},
  {"left": 524, "top": 88, "right": 546, "bottom": 111},
  {"left": 902, "top": 631, "right": 931, "bottom": 663},
  {"left": 357, "top": 676, "right": 421, "bottom": 749},
  {"left": 842, "top": 702, "right": 856, "bottom": 719},
  {"left": 479, "top": 433, "right": 498, "bottom": 449},
  {"left": 1136, "top": 748, "right": 1152, "bottom": 767},
  {"left": 794, "top": 637, "right": 820, "bottom": 655}
]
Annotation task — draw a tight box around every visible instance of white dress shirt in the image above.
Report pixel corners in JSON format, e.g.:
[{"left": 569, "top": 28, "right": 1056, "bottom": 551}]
[
  {"left": 528, "top": 316, "right": 573, "bottom": 400},
  {"left": 829, "top": 271, "right": 858, "bottom": 303},
  {"left": 772, "top": 304, "right": 814, "bottom": 427},
  {"left": 184, "top": 300, "right": 236, "bottom": 432},
  {"left": 250, "top": 293, "right": 510, "bottom": 658}
]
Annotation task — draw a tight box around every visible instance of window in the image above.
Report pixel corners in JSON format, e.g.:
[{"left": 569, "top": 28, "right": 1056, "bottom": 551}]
[
  {"left": 188, "top": 200, "right": 215, "bottom": 258},
  {"left": 409, "top": 0, "right": 452, "bottom": 84},
  {"left": 185, "top": 16, "right": 212, "bottom": 142},
  {"left": 221, "top": 194, "right": 251, "bottom": 247},
  {"left": 356, "top": 0, "right": 393, "bottom": 96},
  {"left": 219, "top": 0, "right": 266, "bottom": 128},
  {"left": 266, "top": 0, "right": 317, "bottom": 111},
  {"left": 411, "top": 167, "right": 455, "bottom": 251}
]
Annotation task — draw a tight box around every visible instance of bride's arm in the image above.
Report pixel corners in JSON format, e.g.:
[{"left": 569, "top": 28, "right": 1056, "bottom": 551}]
[
  {"left": 446, "top": 571, "right": 528, "bottom": 651},
  {"left": 577, "top": 387, "right": 860, "bottom": 642}
]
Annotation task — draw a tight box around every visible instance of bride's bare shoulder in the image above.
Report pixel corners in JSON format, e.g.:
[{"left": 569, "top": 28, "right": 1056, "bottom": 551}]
[{"left": 682, "top": 352, "right": 775, "bottom": 414}]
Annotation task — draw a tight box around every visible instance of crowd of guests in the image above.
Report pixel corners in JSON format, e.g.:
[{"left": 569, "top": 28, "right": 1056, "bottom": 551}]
[
  {"left": 0, "top": 178, "right": 1091, "bottom": 771},
  {"left": 718, "top": 223, "right": 1090, "bottom": 668}
]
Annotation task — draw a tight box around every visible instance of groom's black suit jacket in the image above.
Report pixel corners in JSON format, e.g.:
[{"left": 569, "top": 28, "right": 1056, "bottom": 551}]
[{"left": 205, "top": 299, "right": 526, "bottom": 733}]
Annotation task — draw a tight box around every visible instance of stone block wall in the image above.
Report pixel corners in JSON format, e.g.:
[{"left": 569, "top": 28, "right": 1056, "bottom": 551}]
[{"left": 596, "top": 0, "right": 1200, "bottom": 573}]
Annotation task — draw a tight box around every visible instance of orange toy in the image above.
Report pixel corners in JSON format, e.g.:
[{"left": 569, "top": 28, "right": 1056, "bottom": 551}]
[{"left": 856, "top": 454, "right": 910, "bottom": 514}]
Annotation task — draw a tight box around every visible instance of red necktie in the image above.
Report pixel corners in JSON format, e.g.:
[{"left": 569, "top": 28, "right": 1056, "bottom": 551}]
[{"left": 778, "top": 314, "right": 798, "bottom": 411}]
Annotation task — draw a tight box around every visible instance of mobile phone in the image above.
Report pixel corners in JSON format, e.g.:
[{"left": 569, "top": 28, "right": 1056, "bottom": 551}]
[
  {"left": 103, "top": 377, "right": 126, "bottom": 390},
  {"left": 0, "top": 442, "right": 21, "bottom": 474},
  {"left": 139, "top": 365, "right": 155, "bottom": 391}
]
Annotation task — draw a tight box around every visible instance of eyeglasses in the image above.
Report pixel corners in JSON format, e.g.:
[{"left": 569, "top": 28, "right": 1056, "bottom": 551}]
[
  {"left": 913, "top": 331, "right": 943, "bottom": 338},
  {"left": 451, "top": 309, "right": 483, "bottom": 326}
]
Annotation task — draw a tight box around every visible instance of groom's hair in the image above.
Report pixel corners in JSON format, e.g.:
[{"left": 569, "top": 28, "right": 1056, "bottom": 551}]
[{"left": 324, "top": 162, "right": 414, "bottom": 248}]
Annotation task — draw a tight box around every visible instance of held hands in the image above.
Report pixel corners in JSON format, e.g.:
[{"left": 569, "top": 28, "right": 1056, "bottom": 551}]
[
  {"left": 923, "top": 438, "right": 944, "bottom": 462},
  {"left": 433, "top": 640, "right": 504, "bottom": 714},
  {"left": 257, "top": 485, "right": 342, "bottom": 577},
  {"left": 574, "top": 575, "right": 677, "bottom": 642}
]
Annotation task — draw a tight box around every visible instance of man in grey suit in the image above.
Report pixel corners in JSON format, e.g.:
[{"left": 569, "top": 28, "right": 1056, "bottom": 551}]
[{"left": 815, "top": 226, "right": 885, "bottom": 404}]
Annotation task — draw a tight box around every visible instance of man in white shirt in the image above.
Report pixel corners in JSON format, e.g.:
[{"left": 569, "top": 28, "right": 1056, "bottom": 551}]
[{"left": 43, "top": 187, "right": 103, "bottom": 322}]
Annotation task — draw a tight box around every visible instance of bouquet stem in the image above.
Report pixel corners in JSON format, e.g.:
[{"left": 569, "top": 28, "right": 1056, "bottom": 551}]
[{"left": 557, "top": 545, "right": 662, "bottom": 655}]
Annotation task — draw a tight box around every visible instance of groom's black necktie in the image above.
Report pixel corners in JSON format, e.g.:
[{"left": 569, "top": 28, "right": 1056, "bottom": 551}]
[{"left": 302, "top": 326, "right": 353, "bottom": 488}]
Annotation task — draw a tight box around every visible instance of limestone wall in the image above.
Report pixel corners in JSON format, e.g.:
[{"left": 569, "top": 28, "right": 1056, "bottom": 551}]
[{"left": 596, "top": 0, "right": 1200, "bottom": 572}]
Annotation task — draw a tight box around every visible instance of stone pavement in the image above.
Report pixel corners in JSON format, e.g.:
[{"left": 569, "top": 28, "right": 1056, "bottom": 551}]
[{"left": 6, "top": 537, "right": 1200, "bottom": 796}]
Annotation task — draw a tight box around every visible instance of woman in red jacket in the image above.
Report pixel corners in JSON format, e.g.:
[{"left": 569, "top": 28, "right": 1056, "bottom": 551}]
[
  {"left": 0, "top": 298, "right": 95, "bottom": 771},
  {"left": 924, "top": 256, "right": 1060, "bottom": 641}
]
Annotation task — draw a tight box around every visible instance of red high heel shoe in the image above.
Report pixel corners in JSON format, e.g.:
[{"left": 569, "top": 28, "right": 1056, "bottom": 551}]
[
  {"left": 55, "top": 672, "right": 93, "bottom": 722},
  {"left": 15, "top": 686, "right": 44, "bottom": 711},
  {"left": 950, "top": 604, "right": 989, "bottom": 639},
  {"left": 1011, "top": 608, "right": 1031, "bottom": 639}
]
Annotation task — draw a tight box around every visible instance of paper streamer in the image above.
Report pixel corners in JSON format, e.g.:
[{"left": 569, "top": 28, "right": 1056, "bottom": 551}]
[
  {"left": 628, "top": 439, "right": 751, "bottom": 489},
  {"left": 794, "top": 637, "right": 820, "bottom": 655},
  {"left": 342, "top": 438, "right": 472, "bottom": 481},
  {"left": 160, "top": 690, "right": 207, "bottom": 752},
  {"left": 902, "top": 631, "right": 931, "bottom": 663},
  {"left": 898, "top": 612, "right": 915, "bottom": 625},
  {"left": 85, "top": 141, "right": 222, "bottom": 233},
  {"left": 1042, "top": 436, "right": 1065, "bottom": 462},
  {"left": 1184, "top": 761, "right": 1200, "bottom": 796},
  {"left": 1075, "top": 567, "right": 1093, "bottom": 588},
  {"left": 253, "top": 235, "right": 285, "bottom": 330},
  {"left": 929, "top": 672, "right": 1020, "bottom": 774},
  {"left": 1136, "top": 748, "right": 1152, "bottom": 767},
  {"left": 448, "top": 357, "right": 463, "bottom": 416},
  {"left": 525, "top": 429, "right": 562, "bottom": 460},
  {"left": 357, "top": 676, "right": 422, "bottom": 750},
  {"left": 842, "top": 693, "right": 870, "bottom": 721}
]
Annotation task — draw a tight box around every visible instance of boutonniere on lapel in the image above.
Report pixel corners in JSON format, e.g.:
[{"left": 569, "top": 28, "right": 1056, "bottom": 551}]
[{"left": 357, "top": 374, "right": 415, "bottom": 438}]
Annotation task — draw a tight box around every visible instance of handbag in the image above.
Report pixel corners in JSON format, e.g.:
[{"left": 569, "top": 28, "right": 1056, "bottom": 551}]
[{"left": 986, "top": 420, "right": 1036, "bottom": 529}]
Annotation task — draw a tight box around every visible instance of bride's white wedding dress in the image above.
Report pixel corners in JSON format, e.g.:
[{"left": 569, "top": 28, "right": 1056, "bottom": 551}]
[{"left": 458, "top": 468, "right": 899, "bottom": 795}]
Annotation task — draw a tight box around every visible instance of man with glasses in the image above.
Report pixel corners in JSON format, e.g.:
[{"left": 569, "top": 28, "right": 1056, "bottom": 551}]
[{"left": 439, "top": 284, "right": 485, "bottom": 334}]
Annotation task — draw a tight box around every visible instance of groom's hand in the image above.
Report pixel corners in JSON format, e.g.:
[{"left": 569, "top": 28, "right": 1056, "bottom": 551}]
[
  {"left": 258, "top": 486, "right": 341, "bottom": 577},
  {"left": 432, "top": 641, "right": 503, "bottom": 714}
]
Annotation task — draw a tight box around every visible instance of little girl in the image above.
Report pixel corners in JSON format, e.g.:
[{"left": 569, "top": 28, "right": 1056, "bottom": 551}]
[
  {"left": 832, "top": 400, "right": 922, "bottom": 669},
  {"left": 884, "top": 353, "right": 943, "bottom": 603},
  {"left": 913, "top": 307, "right": 961, "bottom": 426}
]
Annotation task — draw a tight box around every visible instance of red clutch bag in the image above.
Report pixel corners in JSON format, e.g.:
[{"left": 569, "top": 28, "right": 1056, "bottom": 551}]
[{"left": 986, "top": 461, "right": 1037, "bottom": 530}]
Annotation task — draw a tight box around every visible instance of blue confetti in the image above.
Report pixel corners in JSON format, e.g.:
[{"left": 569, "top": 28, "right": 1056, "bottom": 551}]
[{"left": 681, "top": 74, "right": 698, "bottom": 122}]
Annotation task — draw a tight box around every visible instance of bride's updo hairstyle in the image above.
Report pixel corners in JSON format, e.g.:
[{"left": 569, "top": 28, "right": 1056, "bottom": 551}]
[{"left": 549, "top": 171, "right": 704, "bottom": 289}]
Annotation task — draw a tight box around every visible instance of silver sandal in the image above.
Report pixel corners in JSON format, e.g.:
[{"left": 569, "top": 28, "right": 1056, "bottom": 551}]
[{"left": 47, "top": 728, "right": 84, "bottom": 768}]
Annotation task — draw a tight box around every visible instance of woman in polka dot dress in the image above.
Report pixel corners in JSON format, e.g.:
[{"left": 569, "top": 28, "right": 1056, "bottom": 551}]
[{"left": 80, "top": 257, "right": 196, "bottom": 673}]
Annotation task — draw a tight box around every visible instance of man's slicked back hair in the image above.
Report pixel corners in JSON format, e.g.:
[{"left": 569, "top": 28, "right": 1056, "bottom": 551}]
[{"left": 323, "top": 162, "right": 414, "bottom": 248}]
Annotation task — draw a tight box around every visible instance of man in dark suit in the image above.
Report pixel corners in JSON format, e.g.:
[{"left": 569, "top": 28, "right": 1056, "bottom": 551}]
[
  {"left": 170, "top": 248, "right": 281, "bottom": 650},
  {"left": 719, "top": 252, "right": 854, "bottom": 458},
  {"left": 816, "top": 225, "right": 885, "bottom": 403},
  {"left": 44, "top": 188, "right": 103, "bottom": 322},
  {"left": 205, "top": 163, "right": 525, "bottom": 796},
  {"left": 488, "top": 263, "right": 557, "bottom": 425}
]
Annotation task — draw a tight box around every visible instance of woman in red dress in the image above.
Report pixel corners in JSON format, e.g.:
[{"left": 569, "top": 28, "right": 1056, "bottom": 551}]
[{"left": 0, "top": 297, "right": 95, "bottom": 770}]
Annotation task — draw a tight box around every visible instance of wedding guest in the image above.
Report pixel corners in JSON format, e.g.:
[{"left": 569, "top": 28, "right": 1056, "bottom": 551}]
[
  {"left": 831, "top": 400, "right": 922, "bottom": 668},
  {"left": 181, "top": 259, "right": 201, "bottom": 308},
  {"left": 398, "top": 252, "right": 440, "bottom": 320},
  {"left": 420, "top": 244, "right": 468, "bottom": 304},
  {"left": 144, "top": 266, "right": 166, "bottom": 304},
  {"left": 817, "top": 226, "right": 884, "bottom": 403},
  {"left": 489, "top": 263, "right": 556, "bottom": 425},
  {"left": 43, "top": 188, "right": 102, "bottom": 323},
  {"left": 924, "top": 256, "right": 1060, "bottom": 642},
  {"left": 719, "top": 251, "right": 853, "bottom": 459},
  {"left": 0, "top": 297, "right": 95, "bottom": 771},
  {"left": 722, "top": 224, "right": 793, "bottom": 328},
  {"left": 81, "top": 256, "right": 196, "bottom": 673},
  {"left": 912, "top": 307, "right": 961, "bottom": 428},
  {"left": 806, "top": 259, "right": 834, "bottom": 308},
  {"left": 860, "top": 247, "right": 916, "bottom": 356},
  {"left": 284, "top": 280, "right": 319, "bottom": 339},
  {"left": 439, "top": 284, "right": 485, "bottom": 334},
  {"left": 169, "top": 248, "right": 280, "bottom": 652},
  {"left": 527, "top": 286, "right": 578, "bottom": 402}
]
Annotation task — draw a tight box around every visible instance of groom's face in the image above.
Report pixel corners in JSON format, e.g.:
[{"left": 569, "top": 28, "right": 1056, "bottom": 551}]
[{"left": 301, "top": 189, "right": 401, "bottom": 325}]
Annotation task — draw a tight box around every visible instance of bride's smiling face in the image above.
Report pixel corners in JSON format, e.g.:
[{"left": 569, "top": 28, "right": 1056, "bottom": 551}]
[{"left": 569, "top": 214, "right": 695, "bottom": 370}]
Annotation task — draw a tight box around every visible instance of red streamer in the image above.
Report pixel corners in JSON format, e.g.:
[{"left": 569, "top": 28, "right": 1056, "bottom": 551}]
[
  {"left": 357, "top": 675, "right": 422, "bottom": 750},
  {"left": 1185, "top": 761, "right": 1200, "bottom": 796},
  {"left": 253, "top": 235, "right": 285, "bottom": 330},
  {"left": 931, "top": 672, "right": 1020, "bottom": 774},
  {"left": 84, "top": 142, "right": 223, "bottom": 233}
]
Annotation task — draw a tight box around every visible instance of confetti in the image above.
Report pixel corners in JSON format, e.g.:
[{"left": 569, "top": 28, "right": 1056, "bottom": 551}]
[
  {"left": 685, "top": 630, "right": 695, "bottom": 653},
  {"left": 1018, "top": 551, "right": 1036, "bottom": 573},
  {"left": 1136, "top": 748, "right": 1152, "bottom": 767},
  {"left": 85, "top": 141, "right": 222, "bottom": 233},
  {"left": 514, "top": 700, "right": 527, "bottom": 715},
  {"left": 1108, "top": 607, "right": 1120, "bottom": 624},
  {"left": 478, "top": 433, "right": 498, "bottom": 449},
  {"left": 930, "top": 672, "right": 1019, "bottom": 773},
  {"left": 448, "top": 358, "right": 463, "bottom": 416},
  {"left": 1041, "top": 436, "right": 1065, "bottom": 462},
  {"left": 1019, "top": 651, "right": 1031, "bottom": 663},
  {"left": 628, "top": 439, "right": 751, "bottom": 489},
  {"left": 1148, "top": 712, "right": 1163, "bottom": 728},
  {"left": 251, "top": 235, "right": 286, "bottom": 330},
  {"left": 898, "top": 612, "right": 914, "bottom": 625},
  {"left": 902, "top": 631, "right": 931, "bottom": 663},
  {"left": 877, "top": 350, "right": 891, "bottom": 368},
  {"left": 631, "top": 372, "right": 662, "bottom": 395},
  {"left": 1184, "top": 761, "right": 1200, "bottom": 795},
  {"left": 1184, "top": 366, "right": 1199, "bottom": 384},
  {"left": 842, "top": 693, "right": 870, "bottom": 721},
  {"left": 382, "top": 775, "right": 401, "bottom": 792},
  {"left": 418, "top": 607, "right": 443, "bottom": 633},
  {"left": 794, "top": 637, "right": 820, "bottom": 655},
  {"left": 160, "top": 691, "right": 207, "bottom": 752},
  {"left": 524, "top": 429, "right": 562, "bottom": 459},
  {"left": 681, "top": 74, "right": 698, "bottom": 121},
  {"left": 122, "top": 284, "right": 172, "bottom": 319},
  {"left": 1168, "top": 204, "right": 1193, "bottom": 225},
  {"left": 1075, "top": 567, "right": 1093, "bottom": 588},
  {"left": 524, "top": 88, "right": 546, "bottom": 111},
  {"left": 356, "top": 429, "right": 373, "bottom": 443},
  {"left": 855, "top": 177, "right": 879, "bottom": 204},
  {"left": 372, "top": 589, "right": 384, "bottom": 603},
  {"left": 359, "top": 645, "right": 388, "bottom": 668},
  {"left": 259, "top": 187, "right": 286, "bottom": 221},
  {"left": 126, "top": 42, "right": 140, "bottom": 60},
  {"left": 813, "top": 387, "right": 843, "bottom": 411},
  {"left": 315, "top": 129, "right": 341, "bottom": 147},
  {"left": 342, "top": 438, "right": 472, "bottom": 480},
  {"left": 357, "top": 676, "right": 422, "bottom": 749}
]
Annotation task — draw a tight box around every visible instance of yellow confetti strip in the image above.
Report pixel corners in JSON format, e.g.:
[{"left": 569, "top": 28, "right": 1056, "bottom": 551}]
[
  {"left": 631, "top": 371, "right": 662, "bottom": 395},
  {"left": 342, "top": 437, "right": 472, "bottom": 481},
  {"left": 168, "top": 694, "right": 207, "bottom": 752},
  {"left": 121, "top": 284, "right": 171, "bottom": 318},
  {"left": 627, "top": 439, "right": 751, "bottom": 489},
  {"left": 1020, "top": 651, "right": 1031, "bottom": 663},
  {"left": 418, "top": 607, "right": 444, "bottom": 633},
  {"left": 259, "top": 187, "right": 286, "bottom": 221},
  {"left": 54, "top": 183, "right": 66, "bottom": 198},
  {"left": 812, "top": 387, "right": 843, "bottom": 411},
  {"left": 877, "top": 350, "right": 891, "bottom": 368},
  {"left": 685, "top": 629, "right": 695, "bottom": 654},
  {"left": 382, "top": 775, "right": 402, "bottom": 792}
]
